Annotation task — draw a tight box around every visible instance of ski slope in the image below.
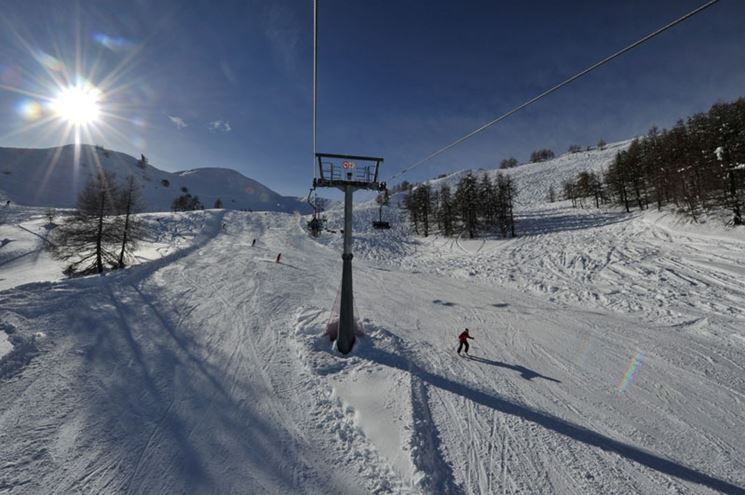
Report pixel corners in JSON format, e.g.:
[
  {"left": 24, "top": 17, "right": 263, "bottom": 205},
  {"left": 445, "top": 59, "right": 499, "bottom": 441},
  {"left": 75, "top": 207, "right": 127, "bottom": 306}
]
[
  {"left": 422, "top": 139, "right": 632, "bottom": 207},
  {"left": 1, "top": 198, "right": 745, "bottom": 493}
]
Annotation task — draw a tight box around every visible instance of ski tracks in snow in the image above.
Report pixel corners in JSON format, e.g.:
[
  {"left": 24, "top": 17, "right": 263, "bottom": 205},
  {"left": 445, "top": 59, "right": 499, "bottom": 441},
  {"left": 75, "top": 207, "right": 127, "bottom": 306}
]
[
  {"left": 292, "top": 309, "right": 414, "bottom": 493},
  {"left": 3, "top": 206, "right": 745, "bottom": 494}
]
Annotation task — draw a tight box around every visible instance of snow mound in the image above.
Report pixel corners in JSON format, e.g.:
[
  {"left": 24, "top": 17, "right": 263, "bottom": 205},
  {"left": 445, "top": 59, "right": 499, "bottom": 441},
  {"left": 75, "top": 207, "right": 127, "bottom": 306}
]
[{"left": 0, "top": 316, "right": 41, "bottom": 379}]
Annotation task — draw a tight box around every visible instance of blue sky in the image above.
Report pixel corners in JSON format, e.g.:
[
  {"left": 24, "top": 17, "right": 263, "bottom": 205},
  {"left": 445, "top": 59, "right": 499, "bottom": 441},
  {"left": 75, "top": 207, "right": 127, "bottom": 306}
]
[{"left": 1, "top": 0, "right": 744, "bottom": 197}]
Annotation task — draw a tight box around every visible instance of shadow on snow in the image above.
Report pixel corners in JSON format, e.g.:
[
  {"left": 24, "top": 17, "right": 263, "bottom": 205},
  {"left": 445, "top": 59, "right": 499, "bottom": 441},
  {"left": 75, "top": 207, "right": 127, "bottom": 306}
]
[
  {"left": 43, "top": 210, "right": 336, "bottom": 493},
  {"left": 517, "top": 210, "right": 630, "bottom": 236},
  {"left": 358, "top": 342, "right": 744, "bottom": 495},
  {"left": 466, "top": 355, "right": 561, "bottom": 382}
]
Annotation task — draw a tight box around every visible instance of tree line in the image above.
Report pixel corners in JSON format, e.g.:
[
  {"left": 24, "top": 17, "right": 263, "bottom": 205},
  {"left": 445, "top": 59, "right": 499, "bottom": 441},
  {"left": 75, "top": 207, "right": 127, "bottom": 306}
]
[
  {"left": 560, "top": 98, "right": 745, "bottom": 225},
  {"left": 401, "top": 172, "right": 518, "bottom": 239}
]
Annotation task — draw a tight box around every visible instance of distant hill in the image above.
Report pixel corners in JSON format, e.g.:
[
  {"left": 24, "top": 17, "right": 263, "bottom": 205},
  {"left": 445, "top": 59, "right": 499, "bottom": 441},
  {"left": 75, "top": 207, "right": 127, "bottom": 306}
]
[
  {"left": 0, "top": 144, "right": 311, "bottom": 213},
  {"left": 418, "top": 139, "right": 632, "bottom": 205}
]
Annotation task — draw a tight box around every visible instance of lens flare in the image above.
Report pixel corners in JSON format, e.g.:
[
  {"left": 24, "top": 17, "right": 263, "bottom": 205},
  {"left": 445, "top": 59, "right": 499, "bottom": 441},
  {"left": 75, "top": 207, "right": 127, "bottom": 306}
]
[
  {"left": 1, "top": 22, "right": 148, "bottom": 154},
  {"left": 130, "top": 135, "right": 145, "bottom": 150},
  {"left": 32, "top": 50, "right": 64, "bottom": 72},
  {"left": 93, "top": 32, "right": 134, "bottom": 52},
  {"left": 51, "top": 83, "right": 101, "bottom": 126},
  {"left": 17, "top": 99, "right": 43, "bottom": 121},
  {"left": 618, "top": 352, "right": 643, "bottom": 394}
]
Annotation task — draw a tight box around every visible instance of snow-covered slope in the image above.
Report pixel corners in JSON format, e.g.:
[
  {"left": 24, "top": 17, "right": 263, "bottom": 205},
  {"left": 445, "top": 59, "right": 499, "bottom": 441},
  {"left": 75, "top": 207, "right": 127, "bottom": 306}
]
[
  {"left": 0, "top": 207, "right": 62, "bottom": 292},
  {"left": 1, "top": 204, "right": 744, "bottom": 493},
  {"left": 1, "top": 139, "right": 744, "bottom": 494},
  {"left": 421, "top": 139, "right": 631, "bottom": 205},
  {"left": 0, "top": 144, "right": 310, "bottom": 213},
  {"left": 0, "top": 203, "right": 228, "bottom": 292}
]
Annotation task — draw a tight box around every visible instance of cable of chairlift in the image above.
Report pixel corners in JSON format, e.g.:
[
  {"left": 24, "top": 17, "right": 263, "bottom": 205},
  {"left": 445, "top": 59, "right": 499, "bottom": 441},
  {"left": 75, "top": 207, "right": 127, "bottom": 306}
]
[{"left": 387, "top": 0, "right": 721, "bottom": 183}]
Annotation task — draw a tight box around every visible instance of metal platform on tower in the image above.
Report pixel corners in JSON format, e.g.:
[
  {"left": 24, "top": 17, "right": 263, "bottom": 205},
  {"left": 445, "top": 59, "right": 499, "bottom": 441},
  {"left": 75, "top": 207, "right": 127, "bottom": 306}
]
[{"left": 313, "top": 153, "right": 387, "bottom": 192}]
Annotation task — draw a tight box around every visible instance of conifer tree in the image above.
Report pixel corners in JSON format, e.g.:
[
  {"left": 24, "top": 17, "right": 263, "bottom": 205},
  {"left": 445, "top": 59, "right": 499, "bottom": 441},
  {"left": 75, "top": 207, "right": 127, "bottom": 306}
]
[
  {"left": 598, "top": 97, "right": 745, "bottom": 223},
  {"left": 413, "top": 184, "right": 434, "bottom": 237},
  {"left": 51, "top": 171, "right": 121, "bottom": 275},
  {"left": 437, "top": 184, "right": 456, "bottom": 237},
  {"left": 116, "top": 176, "right": 145, "bottom": 268},
  {"left": 478, "top": 173, "right": 498, "bottom": 230},
  {"left": 496, "top": 173, "right": 518, "bottom": 237},
  {"left": 455, "top": 173, "right": 480, "bottom": 238}
]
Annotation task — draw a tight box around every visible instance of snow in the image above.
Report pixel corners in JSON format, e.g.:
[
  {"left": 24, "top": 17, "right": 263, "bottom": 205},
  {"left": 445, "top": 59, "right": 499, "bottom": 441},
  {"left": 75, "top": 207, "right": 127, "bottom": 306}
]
[
  {"left": 715, "top": 146, "right": 725, "bottom": 161},
  {"left": 0, "top": 205, "right": 226, "bottom": 291},
  {"left": 0, "top": 208, "right": 63, "bottom": 291},
  {"left": 0, "top": 332, "right": 10, "bottom": 360},
  {"left": 1, "top": 142, "right": 744, "bottom": 494},
  {"left": 0, "top": 144, "right": 310, "bottom": 213},
  {"left": 422, "top": 139, "right": 632, "bottom": 206}
]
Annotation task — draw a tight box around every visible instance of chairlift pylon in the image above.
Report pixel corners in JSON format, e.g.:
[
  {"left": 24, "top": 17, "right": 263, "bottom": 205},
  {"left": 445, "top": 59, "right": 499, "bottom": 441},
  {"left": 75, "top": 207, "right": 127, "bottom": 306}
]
[{"left": 312, "top": 152, "right": 386, "bottom": 354}]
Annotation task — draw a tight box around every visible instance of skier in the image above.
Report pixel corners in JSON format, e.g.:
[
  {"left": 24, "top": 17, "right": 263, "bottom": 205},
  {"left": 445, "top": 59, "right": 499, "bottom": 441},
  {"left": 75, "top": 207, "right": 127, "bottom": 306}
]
[
  {"left": 275, "top": 253, "right": 282, "bottom": 263},
  {"left": 251, "top": 239, "right": 256, "bottom": 247},
  {"left": 457, "top": 328, "right": 474, "bottom": 355}
]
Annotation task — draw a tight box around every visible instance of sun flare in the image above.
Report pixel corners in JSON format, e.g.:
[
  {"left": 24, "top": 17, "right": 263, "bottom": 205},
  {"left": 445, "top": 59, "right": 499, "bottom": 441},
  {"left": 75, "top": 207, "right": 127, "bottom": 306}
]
[{"left": 51, "top": 84, "right": 101, "bottom": 126}]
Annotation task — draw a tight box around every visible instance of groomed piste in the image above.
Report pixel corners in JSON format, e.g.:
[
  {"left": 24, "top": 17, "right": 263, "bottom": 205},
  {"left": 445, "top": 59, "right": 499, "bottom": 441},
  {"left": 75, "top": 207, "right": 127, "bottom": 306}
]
[{"left": 1, "top": 145, "right": 745, "bottom": 494}]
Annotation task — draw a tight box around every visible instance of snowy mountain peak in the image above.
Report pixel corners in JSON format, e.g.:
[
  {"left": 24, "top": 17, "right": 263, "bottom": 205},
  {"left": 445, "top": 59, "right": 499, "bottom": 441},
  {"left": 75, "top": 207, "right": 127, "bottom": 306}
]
[{"left": 0, "top": 144, "right": 310, "bottom": 213}]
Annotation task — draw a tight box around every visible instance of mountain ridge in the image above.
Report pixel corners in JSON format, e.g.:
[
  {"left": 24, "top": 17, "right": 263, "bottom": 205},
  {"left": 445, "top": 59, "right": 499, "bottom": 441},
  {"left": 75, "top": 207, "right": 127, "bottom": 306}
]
[{"left": 0, "top": 144, "right": 310, "bottom": 213}]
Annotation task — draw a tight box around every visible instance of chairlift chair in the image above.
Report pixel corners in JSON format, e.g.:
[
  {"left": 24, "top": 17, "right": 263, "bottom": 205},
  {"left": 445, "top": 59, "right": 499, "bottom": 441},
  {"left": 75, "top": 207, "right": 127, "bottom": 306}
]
[
  {"left": 372, "top": 187, "right": 391, "bottom": 229},
  {"left": 306, "top": 187, "right": 326, "bottom": 237},
  {"left": 372, "top": 203, "right": 391, "bottom": 229}
]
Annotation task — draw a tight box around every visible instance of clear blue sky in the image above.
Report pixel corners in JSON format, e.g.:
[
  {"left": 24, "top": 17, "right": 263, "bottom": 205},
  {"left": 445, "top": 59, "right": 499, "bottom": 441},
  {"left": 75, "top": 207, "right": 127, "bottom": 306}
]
[{"left": 1, "top": 0, "right": 744, "bottom": 197}]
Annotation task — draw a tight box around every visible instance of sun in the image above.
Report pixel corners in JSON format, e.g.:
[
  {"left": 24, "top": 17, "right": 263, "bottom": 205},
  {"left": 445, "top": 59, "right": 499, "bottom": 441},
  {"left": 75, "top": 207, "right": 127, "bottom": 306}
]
[{"left": 51, "top": 83, "right": 101, "bottom": 126}]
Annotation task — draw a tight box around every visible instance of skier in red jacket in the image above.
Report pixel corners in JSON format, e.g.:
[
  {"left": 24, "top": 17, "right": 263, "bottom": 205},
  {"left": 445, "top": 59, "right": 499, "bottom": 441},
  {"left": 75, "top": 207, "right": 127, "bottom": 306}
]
[{"left": 457, "top": 329, "right": 474, "bottom": 355}]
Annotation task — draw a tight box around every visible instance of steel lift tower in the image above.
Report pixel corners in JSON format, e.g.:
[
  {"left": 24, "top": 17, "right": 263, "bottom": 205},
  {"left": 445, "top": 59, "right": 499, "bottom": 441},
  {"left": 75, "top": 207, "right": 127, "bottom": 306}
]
[{"left": 313, "top": 153, "right": 386, "bottom": 354}]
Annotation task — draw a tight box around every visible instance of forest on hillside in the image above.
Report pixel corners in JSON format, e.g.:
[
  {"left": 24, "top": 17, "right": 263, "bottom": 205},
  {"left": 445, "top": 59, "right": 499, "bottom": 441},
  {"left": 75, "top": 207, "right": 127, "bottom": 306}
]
[
  {"left": 401, "top": 172, "right": 518, "bottom": 239},
  {"left": 563, "top": 98, "right": 745, "bottom": 224}
]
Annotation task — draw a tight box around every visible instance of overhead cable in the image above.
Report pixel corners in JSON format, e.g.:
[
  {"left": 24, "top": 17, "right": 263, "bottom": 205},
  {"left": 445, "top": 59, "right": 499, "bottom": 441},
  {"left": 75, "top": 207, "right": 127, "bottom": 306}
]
[
  {"left": 313, "top": 0, "right": 318, "bottom": 180},
  {"left": 388, "top": 0, "right": 721, "bottom": 181}
]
